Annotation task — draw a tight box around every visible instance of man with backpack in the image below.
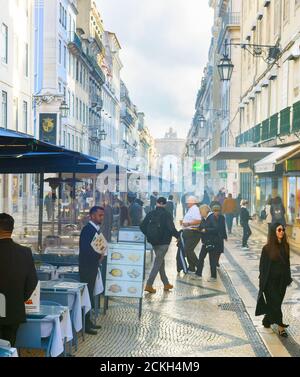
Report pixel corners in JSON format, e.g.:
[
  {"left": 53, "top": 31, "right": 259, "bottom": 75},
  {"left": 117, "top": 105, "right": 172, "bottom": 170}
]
[{"left": 140, "top": 197, "right": 180, "bottom": 294}]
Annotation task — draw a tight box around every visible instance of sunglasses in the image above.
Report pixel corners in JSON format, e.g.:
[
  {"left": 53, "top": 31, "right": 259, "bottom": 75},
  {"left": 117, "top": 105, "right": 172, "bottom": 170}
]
[{"left": 277, "top": 228, "right": 285, "bottom": 233}]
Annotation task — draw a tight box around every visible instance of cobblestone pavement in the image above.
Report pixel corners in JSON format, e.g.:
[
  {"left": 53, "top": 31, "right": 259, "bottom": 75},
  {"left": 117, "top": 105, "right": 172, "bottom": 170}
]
[
  {"left": 221, "top": 222, "right": 300, "bottom": 357},
  {"left": 74, "top": 233, "right": 270, "bottom": 357}
]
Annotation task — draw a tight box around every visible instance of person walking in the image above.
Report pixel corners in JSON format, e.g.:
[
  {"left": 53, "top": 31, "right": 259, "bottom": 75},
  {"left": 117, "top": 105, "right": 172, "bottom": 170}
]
[
  {"left": 129, "top": 197, "right": 143, "bottom": 226},
  {"left": 165, "top": 195, "right": 175, "bottom": 219},
  {"left": 210, "top": 196, "right": 221, "bottom": 210},
  {"left": 265, "top": 197, "right": 273, "bottom": 234},
  {"left": 150, "top": 192, "right": 158, "bottom": 211},
  {"left": 0, "top": 213, "right": 38, "bottom": 346},
  {"left": 235, "top": 194, "right": 242, "bottom": 226},
  {"left": 181, "top": 192, "right": 188, "bottom": 216},
  {"left": 240, "top": 200, "right": 252, "bottom": 250},
  {"left": 44, "top": 191, "right": 54, "bottom": 221},
  {"left": 119, "top": 201, "right": 130, "bottom": 227},
  {"left": 181, "top": 196, "right": 202, "bottom": 273},
  {"left": 102, "top": 199, "right": 113, "bottom": 242},
  {"left": 194, "top": 205, "right": 219, "bottom": 282},
  {"left": 255, "top": 223, "right": 293, "bottom": 337},
  {"left": 79, "top": 206, "right": 105, "bottom": 335},
  {"left": 140, "top": 197, "right": 179, "bottom": 294},
  {"left": 202, "top": 190, "right": 211, "bottom": 205},
  {"left": 222, "top": 193, "right": 237, "bottom": 234},
  {"left": 211, "top": 203, "right": 227, "bottom": 268},
  {"left": 271, "top": 196, "right": 286, "bottom": 226}
]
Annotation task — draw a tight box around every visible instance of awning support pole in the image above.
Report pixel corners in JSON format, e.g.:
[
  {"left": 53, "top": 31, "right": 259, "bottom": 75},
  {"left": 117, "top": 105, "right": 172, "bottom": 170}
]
[
  {"left": 38, "top": 172, "right": 44, "bottom": 253},
  {"left": 72, "top": 172, "right": 76, "bottom": 225},
  {"left": 58, "top": 173, "right": 62, "bottom": 235}
]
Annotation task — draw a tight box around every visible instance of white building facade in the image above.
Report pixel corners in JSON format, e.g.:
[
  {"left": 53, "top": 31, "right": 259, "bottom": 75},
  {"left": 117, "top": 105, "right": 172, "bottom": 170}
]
[{"left": 0, "top": 0, "right": 34, "bottom": 213}]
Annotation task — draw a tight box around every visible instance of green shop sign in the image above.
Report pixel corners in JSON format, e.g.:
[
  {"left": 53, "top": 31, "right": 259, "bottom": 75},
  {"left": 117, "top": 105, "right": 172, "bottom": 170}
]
[
  {"left": 192, "top": 161, "right": 204, "bottom": 172},
  {"left": 219, "top": 172, "right": 228, "bottom": 179}
]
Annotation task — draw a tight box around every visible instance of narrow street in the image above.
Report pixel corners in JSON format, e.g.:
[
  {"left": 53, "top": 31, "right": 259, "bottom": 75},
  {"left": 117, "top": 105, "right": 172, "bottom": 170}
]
[{"left": 74, "top": 212, "right": 300, "bottom": 358}]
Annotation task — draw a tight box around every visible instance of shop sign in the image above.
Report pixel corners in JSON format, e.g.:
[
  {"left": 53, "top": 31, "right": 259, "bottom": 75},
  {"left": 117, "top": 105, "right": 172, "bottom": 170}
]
[
  {"left": 39, "top": 113, "right": 57, "bottom": 144},
  {"left": 287, "top": 159, "right": 300, "bottom": 172},
  {"left": 219, "top": 172, "right": 228, "bottom": 179}
]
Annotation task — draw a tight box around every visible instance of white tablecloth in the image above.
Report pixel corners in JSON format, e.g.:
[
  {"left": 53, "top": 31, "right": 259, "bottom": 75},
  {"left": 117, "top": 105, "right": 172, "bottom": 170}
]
[
  {"left": 41, "top": 308, "right": 73, "bottom": 357},
  {"left": 72, "top": 284, "right": 91, "bottom": 332}
]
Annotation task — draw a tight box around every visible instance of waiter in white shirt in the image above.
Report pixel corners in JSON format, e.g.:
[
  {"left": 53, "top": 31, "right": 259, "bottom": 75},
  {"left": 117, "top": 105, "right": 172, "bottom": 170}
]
[{"left": 181, "top": 196, "right": 202, "bottom": 272}]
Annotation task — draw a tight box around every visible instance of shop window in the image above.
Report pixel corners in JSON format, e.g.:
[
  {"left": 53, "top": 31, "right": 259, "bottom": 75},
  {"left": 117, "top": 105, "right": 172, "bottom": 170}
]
[{"left": 297, "top": 178, "right": 300, "bottom": 221}]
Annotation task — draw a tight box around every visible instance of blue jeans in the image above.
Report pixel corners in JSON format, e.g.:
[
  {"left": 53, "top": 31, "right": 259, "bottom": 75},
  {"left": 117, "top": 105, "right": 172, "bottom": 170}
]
[{"left": 225, "top": 213, "right": 234, "bottom": 233}]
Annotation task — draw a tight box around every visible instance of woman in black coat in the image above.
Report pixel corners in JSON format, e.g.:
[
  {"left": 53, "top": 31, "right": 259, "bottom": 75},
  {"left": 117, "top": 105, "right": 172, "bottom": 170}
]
[
  {"left": 211, "top": 203, "right": 227, "bottom": 267},
  {"left": 255, "top": 222, "right": 293, "bottom": 337}
]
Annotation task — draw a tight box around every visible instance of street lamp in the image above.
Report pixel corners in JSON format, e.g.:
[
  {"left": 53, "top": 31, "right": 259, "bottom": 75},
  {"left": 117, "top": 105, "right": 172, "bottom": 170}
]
[
  {"left": 197, "top": 113, "right": 206, "bottom": 128},
  {"left": 59, "top": 100, "right": 70, "bottom": 118},
  {"left": 188, "top": 140, "right": 196, "bottom": 157},
  {"left": 99, "top": 128, "right": 107, "bottom": 141},
  {"left": 218, "top": 40, "right": 281, "bottom": 82},
  {"left": 218, "top": 54, "right": 234, "bottom": 81}
]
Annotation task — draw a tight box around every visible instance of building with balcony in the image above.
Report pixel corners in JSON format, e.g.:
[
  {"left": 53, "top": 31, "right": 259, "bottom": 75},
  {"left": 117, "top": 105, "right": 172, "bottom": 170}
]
[
  {"left": 76, "top": 0, "right": 108, "bottom": 160},
  {"left": 120, "top": 81, "right": 139, "bottom": 169},
  {"left": 233, "top": 0, "right": 300, "bottom": 242},
  {"left": 34, "top": 0, "right": 90, "bottom": 154},
  {"left": 187, "top": 0, "right": 241, "bottom": 197},
  {"left": 100, "top": 31, "right": 122, "bottom": 164}
]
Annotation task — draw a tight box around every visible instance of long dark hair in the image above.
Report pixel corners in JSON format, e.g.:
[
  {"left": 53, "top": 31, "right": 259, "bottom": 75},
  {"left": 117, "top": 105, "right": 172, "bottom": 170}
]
[{"left": 265, "top": 222, "right": 289, "bottom": 261}]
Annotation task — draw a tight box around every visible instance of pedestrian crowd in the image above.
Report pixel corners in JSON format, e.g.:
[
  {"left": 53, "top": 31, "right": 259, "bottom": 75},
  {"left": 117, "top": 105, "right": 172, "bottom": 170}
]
[{"left": 0, "top": 187, "right": 293, "bottom": 350}]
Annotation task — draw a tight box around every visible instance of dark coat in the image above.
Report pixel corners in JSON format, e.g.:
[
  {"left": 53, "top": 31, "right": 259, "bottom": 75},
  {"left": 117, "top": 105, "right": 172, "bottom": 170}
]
[
  {"left": 165, "top": 200, "right": 174, "bottom": 219},
  {"left": 0, "top": 239, "right": 38, "bottom": 325},
  {"left": 255, "top": 245, "right": 292, "bottom": 316},
  {"left": 199, "top": 213, "right": 219, "bottom": 245},
  {"left": 140, "top": 207, "right": 179, "bottom": 246},
  {"left": 214, "top": 214, "right": 227, "bottom": 253},
  {"left": 102, "top": 205, "right": 113, "bottom": 242},
  {"left": 79, "top": 223, "right": 101, "bottom": 286},
  {"left": 129, "top": 201, "right": 143, "bottom": 226},
  {"left": 240, "top": 207, "right": 251, "bottom": 226}
]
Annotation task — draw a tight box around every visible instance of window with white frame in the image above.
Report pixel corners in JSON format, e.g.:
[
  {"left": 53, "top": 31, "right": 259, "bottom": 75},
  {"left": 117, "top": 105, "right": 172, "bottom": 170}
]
[
  {"left": 1, "top": 91, "right": 7, "bottom": 128},
  {"left": 23, "top": 42, "right": 29, "bottom": 77},
  {"left": 59, "top": 39, "right": 62, "bottom": 64},
  {"left": 1, "top": 23, "right": 8, "bottom": 64},
  {"left": 23, "top": 100, "right": 28, "bottom": 133}
]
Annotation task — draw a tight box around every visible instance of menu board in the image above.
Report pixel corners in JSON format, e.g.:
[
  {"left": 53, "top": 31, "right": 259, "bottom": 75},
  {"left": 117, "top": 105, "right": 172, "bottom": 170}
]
[
  {"left": 105, "top": 243, "right": 145, "bottom": 299},
  {"left": 118, "top": 228, "right": 145, "bottom": 243}
]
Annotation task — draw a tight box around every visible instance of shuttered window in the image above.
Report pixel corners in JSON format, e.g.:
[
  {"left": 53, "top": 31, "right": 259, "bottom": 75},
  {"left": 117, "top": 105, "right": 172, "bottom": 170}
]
[
  {"left": 269, "top": 113, "right": 278, "bottom": 138},
  {"left": 292, "top": 101, "right": 300, "bottom": 132},
  {"left": 261, "top": 119, "right": 270, "bottom": 140},
  {"left": 280, "top": 107, "right": 291, "bottom": 135}
]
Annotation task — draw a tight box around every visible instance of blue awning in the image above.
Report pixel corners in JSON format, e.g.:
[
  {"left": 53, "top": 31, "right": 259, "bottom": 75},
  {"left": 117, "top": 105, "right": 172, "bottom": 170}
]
[{"left": 0, "top": 127, "right": 108, "bottom": 174}]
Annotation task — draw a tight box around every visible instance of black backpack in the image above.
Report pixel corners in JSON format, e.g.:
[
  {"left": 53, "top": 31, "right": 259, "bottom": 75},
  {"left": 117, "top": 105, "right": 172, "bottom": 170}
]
[
  {"left": 272, "top": 204, "right": 283, "bottom": 221},
  {"left": 146, "top": 211, "right": 163, "bottom": 245}
]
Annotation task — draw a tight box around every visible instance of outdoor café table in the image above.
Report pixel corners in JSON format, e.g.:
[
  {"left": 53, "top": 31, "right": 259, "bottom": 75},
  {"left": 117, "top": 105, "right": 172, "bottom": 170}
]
[
  {"left": 44, "top": 247, "right": 79, "bottom": 256},
  {"left": 56, "top": 266, "right": 104, "bottom": 296},
  {"left": 36, "top": 264, "right": 58, "bottom": 280},
  {"left": 40, "top": 281, "right": 91, "bottom": 333},
  {"left": 0, "top": 347, "right": 18, "bottom": 357},
  {"left": 26, "top": 305, "right": 72, "bottom": 357}
]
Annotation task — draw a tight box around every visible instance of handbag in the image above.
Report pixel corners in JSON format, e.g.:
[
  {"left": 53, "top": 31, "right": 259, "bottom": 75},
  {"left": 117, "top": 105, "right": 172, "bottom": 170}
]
[{"left": 205, "top": 243, "right": 216, "bottom": 253}]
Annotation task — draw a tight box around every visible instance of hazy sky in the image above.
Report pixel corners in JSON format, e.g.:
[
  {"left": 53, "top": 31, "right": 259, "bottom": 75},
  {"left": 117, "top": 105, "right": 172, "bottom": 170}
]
[{"left": 96, "top": 0, "right": 214, "bottom": 139}]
